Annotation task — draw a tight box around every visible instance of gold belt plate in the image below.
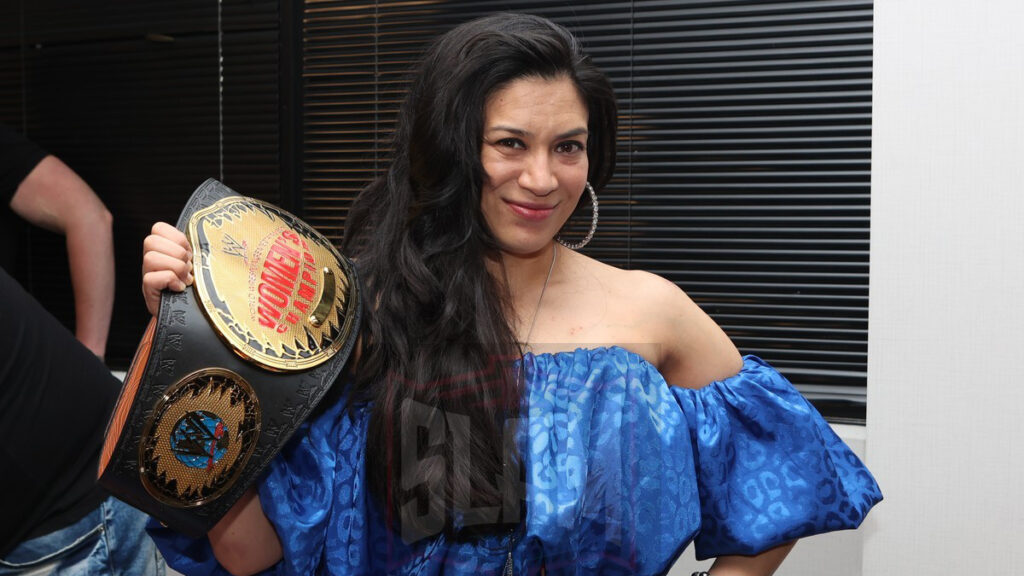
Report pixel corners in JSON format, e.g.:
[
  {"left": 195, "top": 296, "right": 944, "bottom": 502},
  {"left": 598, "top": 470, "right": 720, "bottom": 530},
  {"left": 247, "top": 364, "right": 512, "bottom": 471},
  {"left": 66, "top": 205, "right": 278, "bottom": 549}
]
[{"left": 187, "top": 196, "right": 358, "bottom": 372}]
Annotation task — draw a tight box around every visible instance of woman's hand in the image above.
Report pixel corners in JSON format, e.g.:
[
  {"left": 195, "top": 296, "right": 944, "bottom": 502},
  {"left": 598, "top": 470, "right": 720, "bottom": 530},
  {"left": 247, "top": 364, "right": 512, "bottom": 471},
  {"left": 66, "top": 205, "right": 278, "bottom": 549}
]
[{"left": 141, "top": 222, "right": 193, "bottom": 316}]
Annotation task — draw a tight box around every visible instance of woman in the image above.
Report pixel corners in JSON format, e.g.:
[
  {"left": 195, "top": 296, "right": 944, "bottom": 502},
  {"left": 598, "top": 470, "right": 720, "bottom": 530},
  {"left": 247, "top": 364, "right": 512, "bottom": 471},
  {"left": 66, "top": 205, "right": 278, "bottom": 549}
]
[{"left": 143, "top": 13, "right": 880, "bottom": 576}]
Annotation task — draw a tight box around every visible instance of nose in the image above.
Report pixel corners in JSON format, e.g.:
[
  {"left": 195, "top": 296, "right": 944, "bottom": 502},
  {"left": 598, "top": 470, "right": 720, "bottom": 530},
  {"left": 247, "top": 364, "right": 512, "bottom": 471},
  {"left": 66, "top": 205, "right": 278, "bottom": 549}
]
[{"left": 517, "top": 151, "right": 558, "bottom": 196}]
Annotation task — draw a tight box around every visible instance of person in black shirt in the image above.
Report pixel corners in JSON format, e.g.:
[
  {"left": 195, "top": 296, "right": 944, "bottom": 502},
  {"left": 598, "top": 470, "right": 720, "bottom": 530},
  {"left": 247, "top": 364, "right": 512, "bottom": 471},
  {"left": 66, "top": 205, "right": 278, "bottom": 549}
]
[
  {"left": 0, "top": 125, "right": 162, "bottom": 574},
  {"left": 0, "top": 123, "right": 114, "bottom": 359}
]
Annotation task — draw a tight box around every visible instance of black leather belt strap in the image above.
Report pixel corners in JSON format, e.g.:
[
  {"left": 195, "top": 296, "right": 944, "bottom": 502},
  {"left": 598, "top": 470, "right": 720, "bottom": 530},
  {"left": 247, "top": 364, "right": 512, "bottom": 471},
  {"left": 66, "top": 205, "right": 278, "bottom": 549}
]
[{"left": 99, "top": 179, "right": 361, "bottom": 537}]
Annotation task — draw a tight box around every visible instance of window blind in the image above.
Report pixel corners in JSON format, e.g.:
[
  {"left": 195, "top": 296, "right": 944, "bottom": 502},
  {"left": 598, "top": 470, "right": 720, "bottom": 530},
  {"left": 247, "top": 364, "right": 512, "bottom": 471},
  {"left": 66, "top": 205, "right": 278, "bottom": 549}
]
[{"left": 300, "top": 0, "right": 872, "bottom": 421}]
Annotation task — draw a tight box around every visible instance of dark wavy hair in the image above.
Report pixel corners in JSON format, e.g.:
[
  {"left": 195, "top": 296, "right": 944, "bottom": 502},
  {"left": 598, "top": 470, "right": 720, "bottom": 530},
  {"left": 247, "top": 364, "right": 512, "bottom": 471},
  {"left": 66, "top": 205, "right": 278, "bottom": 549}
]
[{"left": 341, "top": 12, "right": 617, "bottom": 540}]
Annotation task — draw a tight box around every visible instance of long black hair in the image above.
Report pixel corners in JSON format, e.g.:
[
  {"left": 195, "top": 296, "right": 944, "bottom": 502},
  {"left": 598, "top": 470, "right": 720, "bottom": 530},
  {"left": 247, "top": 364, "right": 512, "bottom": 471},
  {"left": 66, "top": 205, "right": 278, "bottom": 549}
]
[{"left": 342, "top": 12, "right": 617, "bottom": 539}]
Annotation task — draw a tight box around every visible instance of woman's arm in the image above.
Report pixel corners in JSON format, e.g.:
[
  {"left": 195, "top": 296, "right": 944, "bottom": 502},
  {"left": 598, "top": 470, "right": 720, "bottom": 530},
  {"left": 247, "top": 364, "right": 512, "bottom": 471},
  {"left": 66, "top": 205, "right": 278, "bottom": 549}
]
[
  {"left": 636, "top": 271, "right": 741, "bottom": 388},
  {"left": 142, "top": 223, "right": 284, "bottom": 574},
  {"left": 706, "top": 541, "right": 796, "bottom": 576},
  {"left": 208, "top": 488, "right": 283, "bottom": 576}
]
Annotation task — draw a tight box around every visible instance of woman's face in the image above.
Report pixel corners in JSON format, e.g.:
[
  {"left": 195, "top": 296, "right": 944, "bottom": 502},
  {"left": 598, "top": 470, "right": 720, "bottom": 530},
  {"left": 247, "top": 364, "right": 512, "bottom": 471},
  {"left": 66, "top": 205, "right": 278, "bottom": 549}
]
[{"left": 480, "top": 75, "right": 589, "bottom": 256}]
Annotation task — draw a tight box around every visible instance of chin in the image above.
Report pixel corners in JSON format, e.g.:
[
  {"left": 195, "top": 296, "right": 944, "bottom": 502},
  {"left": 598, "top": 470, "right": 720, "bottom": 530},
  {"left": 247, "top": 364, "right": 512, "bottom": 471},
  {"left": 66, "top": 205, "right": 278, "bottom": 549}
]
[{"left": 497, "top": 237, "right": 553, "bottom": 257}]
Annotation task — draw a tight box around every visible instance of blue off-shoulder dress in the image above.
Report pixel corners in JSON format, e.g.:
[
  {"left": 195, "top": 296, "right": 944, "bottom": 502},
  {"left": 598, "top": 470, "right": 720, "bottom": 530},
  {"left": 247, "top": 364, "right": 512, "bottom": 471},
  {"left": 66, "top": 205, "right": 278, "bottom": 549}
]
[{"left": 149, "top": 348, "right": 881, "bottom": 575}]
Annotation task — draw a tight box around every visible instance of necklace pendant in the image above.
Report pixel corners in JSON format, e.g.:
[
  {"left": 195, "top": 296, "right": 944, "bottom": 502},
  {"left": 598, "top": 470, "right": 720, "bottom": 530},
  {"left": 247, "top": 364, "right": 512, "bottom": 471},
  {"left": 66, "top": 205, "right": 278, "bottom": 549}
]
[{"left": 503, "top": 527, "right": 515, "bottom": 576}]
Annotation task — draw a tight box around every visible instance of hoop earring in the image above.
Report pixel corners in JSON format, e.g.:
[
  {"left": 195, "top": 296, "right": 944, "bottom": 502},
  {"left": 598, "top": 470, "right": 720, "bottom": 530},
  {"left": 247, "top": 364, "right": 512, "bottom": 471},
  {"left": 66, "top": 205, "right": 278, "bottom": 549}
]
[{"left": 557, "top": 182, "right": 598, "bottom": 250}]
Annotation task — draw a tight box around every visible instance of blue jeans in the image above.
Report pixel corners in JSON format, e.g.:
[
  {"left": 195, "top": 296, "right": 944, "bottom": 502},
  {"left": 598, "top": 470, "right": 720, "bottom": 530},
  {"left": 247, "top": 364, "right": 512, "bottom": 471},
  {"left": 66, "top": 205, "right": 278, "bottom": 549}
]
[{"left": 0, "top": 497, "right": 165, "bottom": 576}]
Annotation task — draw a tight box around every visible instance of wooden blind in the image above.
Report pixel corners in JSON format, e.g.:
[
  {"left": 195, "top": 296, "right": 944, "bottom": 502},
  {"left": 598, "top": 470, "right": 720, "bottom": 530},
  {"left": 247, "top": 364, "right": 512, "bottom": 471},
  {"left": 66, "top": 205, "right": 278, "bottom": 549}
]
[{"left": 630, "top": 0, "right": 872, "bottom": 420}]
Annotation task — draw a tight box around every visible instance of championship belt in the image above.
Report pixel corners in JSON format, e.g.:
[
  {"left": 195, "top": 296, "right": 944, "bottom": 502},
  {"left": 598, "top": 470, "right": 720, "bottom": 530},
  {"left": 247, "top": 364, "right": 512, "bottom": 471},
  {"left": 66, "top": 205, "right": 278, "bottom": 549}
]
[{"left": 98, "top": 179, "right": 361, "bottom": 537}]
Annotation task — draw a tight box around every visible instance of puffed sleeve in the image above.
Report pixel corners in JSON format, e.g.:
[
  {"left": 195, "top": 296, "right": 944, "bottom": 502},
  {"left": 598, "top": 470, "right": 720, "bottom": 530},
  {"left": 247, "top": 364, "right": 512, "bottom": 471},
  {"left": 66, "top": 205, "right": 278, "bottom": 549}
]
[{"left": 673, "top": 356, "right": 882, "bottom": 559}]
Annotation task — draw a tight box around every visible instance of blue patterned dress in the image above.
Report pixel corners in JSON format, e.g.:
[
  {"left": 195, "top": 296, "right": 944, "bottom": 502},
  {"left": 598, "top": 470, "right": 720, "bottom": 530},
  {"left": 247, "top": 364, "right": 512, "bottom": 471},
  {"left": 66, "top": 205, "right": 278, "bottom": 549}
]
[{"left": 149, "top": 347, "right": 881, "bottom": 575}]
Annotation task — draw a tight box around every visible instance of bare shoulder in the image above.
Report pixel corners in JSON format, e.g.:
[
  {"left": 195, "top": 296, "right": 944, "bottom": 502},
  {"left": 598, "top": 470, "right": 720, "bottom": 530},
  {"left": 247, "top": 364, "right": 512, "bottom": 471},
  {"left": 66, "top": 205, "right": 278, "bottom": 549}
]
[{"left": 569, "top": 254, "right": 742, "bottom": 388}]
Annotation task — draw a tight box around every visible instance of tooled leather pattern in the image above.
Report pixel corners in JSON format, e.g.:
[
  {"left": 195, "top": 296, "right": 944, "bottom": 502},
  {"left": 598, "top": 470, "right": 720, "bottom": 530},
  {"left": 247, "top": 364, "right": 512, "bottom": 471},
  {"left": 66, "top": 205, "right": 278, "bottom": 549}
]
[{"left": 104, "top": 179, "right": 362, "bottom": 537}]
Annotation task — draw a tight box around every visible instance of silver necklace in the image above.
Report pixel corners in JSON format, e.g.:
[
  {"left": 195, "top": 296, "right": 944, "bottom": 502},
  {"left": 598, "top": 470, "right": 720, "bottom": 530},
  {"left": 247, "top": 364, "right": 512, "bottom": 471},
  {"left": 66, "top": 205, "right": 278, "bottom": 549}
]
[
  {"left": 520, "top": 243, "right": 557, "bottom": 354},
  {"left": 505, "top": 245, "right": 556, "bottom": 576}
]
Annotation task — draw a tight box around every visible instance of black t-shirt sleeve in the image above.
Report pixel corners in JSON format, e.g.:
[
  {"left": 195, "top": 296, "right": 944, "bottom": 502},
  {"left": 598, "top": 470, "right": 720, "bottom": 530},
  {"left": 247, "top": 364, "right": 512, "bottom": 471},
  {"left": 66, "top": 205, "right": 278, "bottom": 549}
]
[{"left": 1, "top": 123, "right": 49, "bottom": 202}]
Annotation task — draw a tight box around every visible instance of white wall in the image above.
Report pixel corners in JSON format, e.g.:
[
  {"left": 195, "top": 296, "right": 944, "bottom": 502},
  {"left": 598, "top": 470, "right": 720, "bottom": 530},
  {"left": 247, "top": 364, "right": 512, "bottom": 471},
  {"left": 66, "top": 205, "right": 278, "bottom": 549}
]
[{"left": 866, "top": 0, "right": 1024, "bottom": 573}]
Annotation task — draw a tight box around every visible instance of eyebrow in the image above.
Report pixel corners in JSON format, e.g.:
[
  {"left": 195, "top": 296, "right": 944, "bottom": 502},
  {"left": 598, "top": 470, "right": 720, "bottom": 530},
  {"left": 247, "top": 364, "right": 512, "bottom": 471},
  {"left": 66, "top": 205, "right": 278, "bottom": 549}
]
[{"left": 486, "top": 125, "right": 589, "bottom": 140}]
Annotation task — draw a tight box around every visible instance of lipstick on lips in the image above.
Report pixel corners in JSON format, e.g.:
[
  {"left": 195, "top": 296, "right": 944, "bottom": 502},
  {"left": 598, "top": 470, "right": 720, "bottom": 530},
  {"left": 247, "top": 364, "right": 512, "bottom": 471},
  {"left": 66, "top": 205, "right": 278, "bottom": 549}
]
[{"left": 505, "top": 199, "right": 557, "bottom": 221}]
